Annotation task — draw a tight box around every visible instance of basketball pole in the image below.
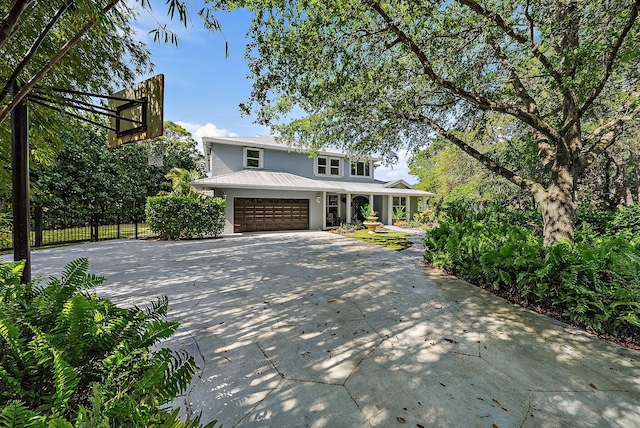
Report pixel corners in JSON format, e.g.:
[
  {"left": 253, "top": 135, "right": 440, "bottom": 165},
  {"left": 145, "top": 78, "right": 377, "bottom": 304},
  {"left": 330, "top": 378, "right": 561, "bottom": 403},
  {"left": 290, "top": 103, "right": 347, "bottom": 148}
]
[
  {"left": 11, "top": 81, "right": 31, "bottom": 284},
  {"left": 7, "top": 74, "right": 162, "bottom": 284}
]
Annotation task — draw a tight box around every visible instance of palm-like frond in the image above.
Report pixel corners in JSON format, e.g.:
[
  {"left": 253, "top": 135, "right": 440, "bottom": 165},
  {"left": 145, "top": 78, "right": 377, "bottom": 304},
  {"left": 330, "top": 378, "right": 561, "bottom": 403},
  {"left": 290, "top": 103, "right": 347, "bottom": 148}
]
[{"left": 0, "top": 258, "right": 219, "bottom": 427}]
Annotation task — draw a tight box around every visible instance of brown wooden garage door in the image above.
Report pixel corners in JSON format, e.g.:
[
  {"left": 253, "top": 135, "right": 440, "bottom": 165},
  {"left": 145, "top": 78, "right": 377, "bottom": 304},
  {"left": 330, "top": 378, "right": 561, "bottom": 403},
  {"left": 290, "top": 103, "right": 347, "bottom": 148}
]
[{"left": 234, "top": 198, "right": 309, "bottom": 233}]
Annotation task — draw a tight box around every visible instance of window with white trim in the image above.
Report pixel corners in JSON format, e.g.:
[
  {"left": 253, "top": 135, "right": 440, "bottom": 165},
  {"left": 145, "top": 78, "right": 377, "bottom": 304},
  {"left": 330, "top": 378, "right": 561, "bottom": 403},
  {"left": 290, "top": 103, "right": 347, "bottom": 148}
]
[
  {"left": 316, "top": 157, "right": 341, "bottom": 176},
  {"left": 350, "top": 161, "right": 371, "bottom": 177},
  {"left": 244, "top": 147, "right": 263, "bottom": 168}
]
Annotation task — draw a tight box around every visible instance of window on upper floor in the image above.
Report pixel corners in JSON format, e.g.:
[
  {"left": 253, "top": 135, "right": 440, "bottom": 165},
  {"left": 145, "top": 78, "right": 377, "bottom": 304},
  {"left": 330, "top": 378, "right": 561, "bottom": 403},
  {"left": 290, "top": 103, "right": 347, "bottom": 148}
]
[
  {"left": 316, "top": 157, "right": 341, "bottom": 176},
  {"left": 244, "top": 147, "right": 263, "bottom": 168},
  {"left": 350, "top": 161, "right": 371, "bottom": 177}
]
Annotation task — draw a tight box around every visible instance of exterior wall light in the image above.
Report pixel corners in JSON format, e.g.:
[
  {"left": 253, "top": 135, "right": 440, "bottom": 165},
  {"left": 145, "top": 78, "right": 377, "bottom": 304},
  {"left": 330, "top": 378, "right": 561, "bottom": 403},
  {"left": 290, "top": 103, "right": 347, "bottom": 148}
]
[{"left": 316, "top": 193, "right": 321, "bottom": 204}]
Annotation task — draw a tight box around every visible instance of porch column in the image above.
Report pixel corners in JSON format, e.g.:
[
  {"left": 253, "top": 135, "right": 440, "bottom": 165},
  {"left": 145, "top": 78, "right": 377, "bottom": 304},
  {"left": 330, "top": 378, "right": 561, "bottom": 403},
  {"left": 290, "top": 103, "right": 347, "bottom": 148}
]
[
  {"left": 346, "top": 193, "right": 352, "bottom": 222},
  {"left": 322, "top": 191, "right": 326, "bottom": 229},
  {"left": 406, "top": 196, "right": 410, "bottom": 221},
  {"left": 369, "top": 193, "right": 374, "bottom": 213},
  {"left": 387, "top": 195, "right": 393, "bottom": 225}
]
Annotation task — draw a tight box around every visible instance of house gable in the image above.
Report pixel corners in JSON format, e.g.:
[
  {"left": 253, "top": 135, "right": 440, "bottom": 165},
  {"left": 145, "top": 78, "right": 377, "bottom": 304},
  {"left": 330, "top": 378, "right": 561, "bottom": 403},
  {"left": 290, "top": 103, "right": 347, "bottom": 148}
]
[{"left": 382, "top": 179, "right": 413, "bottom": 189}]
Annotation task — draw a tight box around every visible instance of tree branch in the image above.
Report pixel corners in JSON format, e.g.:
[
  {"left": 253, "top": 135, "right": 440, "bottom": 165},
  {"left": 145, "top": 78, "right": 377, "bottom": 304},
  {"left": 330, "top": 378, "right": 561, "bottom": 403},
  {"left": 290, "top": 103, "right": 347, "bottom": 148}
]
[
  {"left": 488, "top": 39, "right": 556, "bottom": 170},
  {"left": 400, "top": 111, "right": 542, "bottom": 194},
  {"left": 0, "top": 0, "right": 31, "bottom": 48},
  {"left": 487, "top": 37, "right": 537, "bottom": 113},
  {"left": 0, "top": 0, "right": 121, "bottom": 124},
  {"left": 0, "top": 0, "right": 74, "bottom": 104},
  {"left": 456, "top": 0, "right": 564, "bottom": 89},
  {"left": 579, "top": 91, "right": 640, "bottom": 174},
  {"left": 579, "top": 0, "right": 640, "bottom": 116},
  {"left": 524, "top": 0, "right": 535, "bottom": 42},
  {"left": 363, "top": 0, "right": 562, "bottom": 143}
]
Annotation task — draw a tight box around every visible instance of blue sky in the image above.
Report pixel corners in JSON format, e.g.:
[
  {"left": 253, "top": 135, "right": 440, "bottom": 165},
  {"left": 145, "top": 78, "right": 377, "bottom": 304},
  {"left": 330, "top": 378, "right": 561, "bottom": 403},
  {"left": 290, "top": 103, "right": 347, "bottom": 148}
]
[{"left": 132, "top": 4, "right": 416, "bottom": 183}]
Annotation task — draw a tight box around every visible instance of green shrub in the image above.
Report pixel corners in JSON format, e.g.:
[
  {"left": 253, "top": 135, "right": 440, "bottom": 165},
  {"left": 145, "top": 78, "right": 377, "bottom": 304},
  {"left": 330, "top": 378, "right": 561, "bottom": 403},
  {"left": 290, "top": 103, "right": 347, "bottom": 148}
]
[
  {"left": 146, "top": 195, "right": 226, "bottom": 240},
  {"left": 576, "top": 205, "right": 614, "bottom": 235},
  {"left": 433, "top": 198, "right": 542, "bottom": 230},
  {"left": 0, "top": 258, "right": 218, "bottom": 427},
  {"left": 413, "top": 210, "right": 433, "bottom": 223},
  {"left": 424, "top": 215, "right": 640, "bottom": 344},
  {"left": 611, "top": 203, "right": 640, "bottom": 237},
  {"left": 392, "top": 206, "right": 406, "bottom": 221},
  {"left": 360, "top": 203, "right": 372, "bottom": 218}
]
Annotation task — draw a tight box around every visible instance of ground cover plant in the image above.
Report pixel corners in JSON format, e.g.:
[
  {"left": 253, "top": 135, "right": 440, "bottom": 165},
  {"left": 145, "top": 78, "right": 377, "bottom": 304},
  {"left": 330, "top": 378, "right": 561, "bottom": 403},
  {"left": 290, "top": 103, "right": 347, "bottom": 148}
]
[
  {"left": 423, "top": 202, "right": 640, "bottom": 346},
  {"left": 333, "top": 221, "right": 365, "bottom": 235},
  {"left": 349, "top": 230, "right": 413, "bottom": 251},
  {"left": 0, "top": 258, "right": 217, "bottom": 427}
]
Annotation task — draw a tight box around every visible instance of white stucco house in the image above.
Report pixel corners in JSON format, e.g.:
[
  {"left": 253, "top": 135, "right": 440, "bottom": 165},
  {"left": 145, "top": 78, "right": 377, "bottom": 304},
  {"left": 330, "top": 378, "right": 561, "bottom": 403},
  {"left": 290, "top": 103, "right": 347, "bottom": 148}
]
[{"left": 191, "top": 136, "right": 434, "bottom": 234}]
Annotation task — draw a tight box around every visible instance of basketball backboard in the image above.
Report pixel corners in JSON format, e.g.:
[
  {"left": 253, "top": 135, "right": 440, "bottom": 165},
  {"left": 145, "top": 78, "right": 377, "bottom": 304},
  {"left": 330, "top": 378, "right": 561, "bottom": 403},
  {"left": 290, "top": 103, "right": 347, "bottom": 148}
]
[{"left": 107, "top": 74, "right": 164, "bottom": 148}]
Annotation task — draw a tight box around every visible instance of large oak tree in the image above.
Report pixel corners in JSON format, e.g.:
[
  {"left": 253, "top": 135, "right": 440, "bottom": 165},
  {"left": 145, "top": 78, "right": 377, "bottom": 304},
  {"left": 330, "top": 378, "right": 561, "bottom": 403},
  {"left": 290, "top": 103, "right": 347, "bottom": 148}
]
[{"left": 215, "top": 0, "right": 640, "bottom": 245}]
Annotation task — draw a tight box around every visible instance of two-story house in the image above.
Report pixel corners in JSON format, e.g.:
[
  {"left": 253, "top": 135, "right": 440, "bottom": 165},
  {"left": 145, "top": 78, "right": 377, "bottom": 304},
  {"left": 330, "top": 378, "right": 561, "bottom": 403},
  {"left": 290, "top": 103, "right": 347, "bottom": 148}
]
[{"left": 191, "top": 136, "right": 434, "bottom": 234}]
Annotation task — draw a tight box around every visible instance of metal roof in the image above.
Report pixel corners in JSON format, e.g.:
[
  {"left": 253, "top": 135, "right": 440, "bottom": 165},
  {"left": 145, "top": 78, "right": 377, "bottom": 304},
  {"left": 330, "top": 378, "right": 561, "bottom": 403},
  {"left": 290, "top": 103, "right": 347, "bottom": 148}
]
[
  {"left": 201, "top": 135, "right": 378, "bottom": 160},
  {"left": 192, "top": 170, "right": 435, "bottom": 196},
  {"left": 192, "top": 170, "right": 340, "bottom": 192}
]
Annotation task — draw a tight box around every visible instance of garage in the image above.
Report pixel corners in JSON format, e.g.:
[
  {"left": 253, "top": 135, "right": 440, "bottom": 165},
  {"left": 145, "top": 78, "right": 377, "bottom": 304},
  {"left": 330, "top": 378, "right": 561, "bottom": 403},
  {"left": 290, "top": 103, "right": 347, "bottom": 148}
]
[{"left": 234, "top": 198, "right": 309, "bottom": 233}]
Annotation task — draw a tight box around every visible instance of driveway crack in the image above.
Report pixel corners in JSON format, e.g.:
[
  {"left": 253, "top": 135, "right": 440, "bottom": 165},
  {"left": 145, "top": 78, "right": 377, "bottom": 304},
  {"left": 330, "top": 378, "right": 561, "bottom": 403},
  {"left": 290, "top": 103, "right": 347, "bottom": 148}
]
[
  {"left": 343, "top": 337, "right": 386, "bottom": 386},
  {"left": 257, "top": 341, "right": 285, "bottom": 378},
  {"left": 185, "top": 330, "right": 206, "bottom": 417},
  {"left": 519, "top": 391, "right": 533, "bottom": 427}
]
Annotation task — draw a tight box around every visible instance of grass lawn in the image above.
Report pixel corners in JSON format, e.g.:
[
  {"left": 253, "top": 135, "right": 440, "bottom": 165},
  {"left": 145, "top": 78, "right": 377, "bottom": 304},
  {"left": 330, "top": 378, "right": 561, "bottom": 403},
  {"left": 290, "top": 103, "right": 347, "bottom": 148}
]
[{"left": 347, "top": 230, "right": 414, "bottom": 251}]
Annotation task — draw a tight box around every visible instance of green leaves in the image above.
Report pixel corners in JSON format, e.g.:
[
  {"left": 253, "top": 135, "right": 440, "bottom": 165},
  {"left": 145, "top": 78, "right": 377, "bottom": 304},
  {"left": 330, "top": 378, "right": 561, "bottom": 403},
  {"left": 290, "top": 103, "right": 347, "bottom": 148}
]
[
  {"left": 30, "top": 119, "right": 205, "bottom": 224},
  {"left": 424, "top": 203, "right": 640, "bottom": 345},
  {"left": 0, "top": 259, "right": 218, "bottom": 427},
  {"left": 146, "top": 195, "right": 226, "bottom": 240},
  {"left": 165, "top": 168, "right": 203, "bottom": 197}
]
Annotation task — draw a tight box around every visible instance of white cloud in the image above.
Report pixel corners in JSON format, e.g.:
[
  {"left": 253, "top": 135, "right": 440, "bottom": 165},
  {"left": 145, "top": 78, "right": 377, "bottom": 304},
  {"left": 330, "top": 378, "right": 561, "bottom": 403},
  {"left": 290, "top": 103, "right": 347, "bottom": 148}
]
[
  {"left": 176, "top": 121, "right": 235, "bottom": 143},
  {"left": 174, "top": 121, "right": 239, "bottom": 155},
  {"left": 375, "top": 149, "right": 418, "bottom": 184}
]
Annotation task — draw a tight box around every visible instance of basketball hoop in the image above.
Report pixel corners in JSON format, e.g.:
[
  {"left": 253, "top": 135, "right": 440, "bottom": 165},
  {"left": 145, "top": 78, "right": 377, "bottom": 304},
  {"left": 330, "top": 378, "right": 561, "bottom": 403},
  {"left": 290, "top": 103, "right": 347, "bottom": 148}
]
[{"left": 107, "top": 74, "right": 164, "bottom": 148}]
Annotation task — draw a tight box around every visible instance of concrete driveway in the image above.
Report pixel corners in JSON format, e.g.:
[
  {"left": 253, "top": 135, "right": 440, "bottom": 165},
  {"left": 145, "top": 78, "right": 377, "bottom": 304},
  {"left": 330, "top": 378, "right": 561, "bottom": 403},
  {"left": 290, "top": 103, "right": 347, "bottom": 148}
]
[{"left": 15, "top": 231, "right": 640, "bottom": 427}]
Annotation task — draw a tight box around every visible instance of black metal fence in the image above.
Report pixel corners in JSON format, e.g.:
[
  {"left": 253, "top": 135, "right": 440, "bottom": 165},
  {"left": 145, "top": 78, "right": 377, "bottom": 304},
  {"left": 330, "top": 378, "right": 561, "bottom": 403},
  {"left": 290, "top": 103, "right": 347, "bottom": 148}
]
[{"left": 1, "top": 206, "right": 149, "bottom": 252}]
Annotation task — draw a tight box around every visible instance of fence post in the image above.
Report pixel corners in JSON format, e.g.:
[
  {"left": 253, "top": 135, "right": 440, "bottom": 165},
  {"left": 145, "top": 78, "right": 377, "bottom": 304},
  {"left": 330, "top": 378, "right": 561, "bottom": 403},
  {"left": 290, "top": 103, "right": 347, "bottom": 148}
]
[
  {"left": 134, "top": 213, "right": 138, "bottom": 239},
  {"left": 90, "top": 214, "right": 98, "bottom": 241},
  {"left": 34, "top": 205, "right": 43, "bottom": 247},
  {"left": 117, "top": 213, "right": 121, "bottom": 239}
]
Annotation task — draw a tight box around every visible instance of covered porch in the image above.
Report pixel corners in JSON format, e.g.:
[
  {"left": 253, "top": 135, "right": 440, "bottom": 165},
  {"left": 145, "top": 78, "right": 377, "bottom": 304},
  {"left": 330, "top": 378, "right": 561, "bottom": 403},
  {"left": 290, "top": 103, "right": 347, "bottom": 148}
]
[{"left": 321, "top": 187, "right": 434, "bottom": 229}]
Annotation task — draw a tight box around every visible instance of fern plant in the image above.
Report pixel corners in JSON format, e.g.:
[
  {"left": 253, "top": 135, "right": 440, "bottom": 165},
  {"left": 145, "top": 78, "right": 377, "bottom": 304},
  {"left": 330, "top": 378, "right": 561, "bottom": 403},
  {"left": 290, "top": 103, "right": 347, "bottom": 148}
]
[
  {"left": 0, "top": 258, "right": 218, "bottom": 428},
  {"left": 423, "top": 212, "right": 640, "bottom": 345}
]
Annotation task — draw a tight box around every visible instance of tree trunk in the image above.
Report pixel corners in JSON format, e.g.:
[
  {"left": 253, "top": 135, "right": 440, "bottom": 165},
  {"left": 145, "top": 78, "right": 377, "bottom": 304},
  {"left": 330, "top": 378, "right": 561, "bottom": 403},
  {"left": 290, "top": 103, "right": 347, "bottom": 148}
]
[{"left": 536, "top": 165, "right": 577, "bottom": 246}]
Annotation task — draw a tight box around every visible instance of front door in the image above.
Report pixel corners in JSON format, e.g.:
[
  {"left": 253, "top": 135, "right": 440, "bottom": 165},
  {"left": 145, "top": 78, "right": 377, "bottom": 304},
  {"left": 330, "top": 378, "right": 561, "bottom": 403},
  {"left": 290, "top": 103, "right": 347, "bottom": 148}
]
[{"left": 352, "top": 196, "right": 369, "bottom": 222}]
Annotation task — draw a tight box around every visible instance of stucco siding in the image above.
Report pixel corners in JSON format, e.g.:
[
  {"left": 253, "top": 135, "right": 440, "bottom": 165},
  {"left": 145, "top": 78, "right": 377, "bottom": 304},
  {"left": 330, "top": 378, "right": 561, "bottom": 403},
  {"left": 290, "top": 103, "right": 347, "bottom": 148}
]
[
  {"left": 263, "top": 149, "right": 314, "bottom": 177},
  {"left": 209, "top": 143, "right": 243, "bottom": 176},
  {"left": 208, "top": 142, "right": 378, "bottom": 184}
]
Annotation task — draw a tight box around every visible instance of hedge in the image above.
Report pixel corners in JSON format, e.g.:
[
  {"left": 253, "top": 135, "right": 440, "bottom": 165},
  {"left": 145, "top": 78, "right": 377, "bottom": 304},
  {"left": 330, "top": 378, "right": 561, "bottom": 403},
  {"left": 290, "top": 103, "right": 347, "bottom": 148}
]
[{"left": 146, "top": 195, "right": 226, "bottom": 240}]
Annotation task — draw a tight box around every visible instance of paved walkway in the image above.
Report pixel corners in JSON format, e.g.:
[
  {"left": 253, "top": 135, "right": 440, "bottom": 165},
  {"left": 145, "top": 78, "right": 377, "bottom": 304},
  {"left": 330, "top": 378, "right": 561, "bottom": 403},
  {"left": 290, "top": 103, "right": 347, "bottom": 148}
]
[{"left": 12, "top": 231, "right": 640, "bottom": 427}]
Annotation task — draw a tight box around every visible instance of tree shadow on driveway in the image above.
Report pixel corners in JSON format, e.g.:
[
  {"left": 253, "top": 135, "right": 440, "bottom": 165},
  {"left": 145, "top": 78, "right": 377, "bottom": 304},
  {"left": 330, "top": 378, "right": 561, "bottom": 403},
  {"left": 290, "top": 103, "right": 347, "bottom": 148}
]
[{"left": 22, "top": 231, "right": 640, "bottom": 427}]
